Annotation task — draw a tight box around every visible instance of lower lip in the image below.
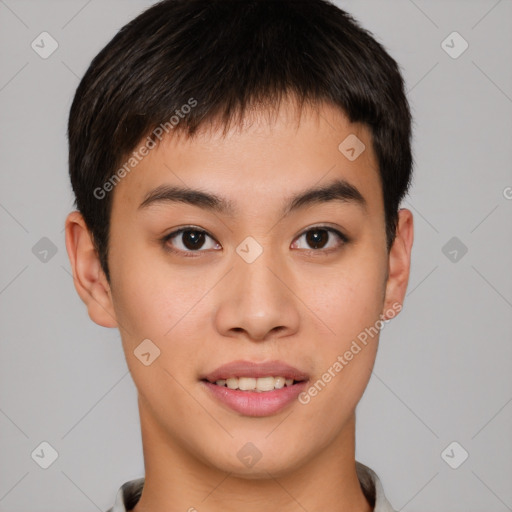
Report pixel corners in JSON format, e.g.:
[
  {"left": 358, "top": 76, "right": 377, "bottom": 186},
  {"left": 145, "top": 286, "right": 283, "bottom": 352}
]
[{"left": 201, "top": 380, "right": 309, "bottom": 417}]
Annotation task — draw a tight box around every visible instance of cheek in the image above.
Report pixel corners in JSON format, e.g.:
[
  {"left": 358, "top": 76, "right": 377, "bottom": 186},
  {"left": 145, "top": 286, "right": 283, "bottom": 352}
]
[
  {"left": 109, "top": 248, "right": 198, "bottom": 338},
  {"left": 109, "top": 265, "right": 204, "bottom": 412},
  {"left": 296, "top": 258, "right": 384, "bottom": 406},
  {"left": 301, "top": 258, "right": 385, "bottom": 343},
  {"left": 109, "top": 255, "right": 214, "bottom": 380}
]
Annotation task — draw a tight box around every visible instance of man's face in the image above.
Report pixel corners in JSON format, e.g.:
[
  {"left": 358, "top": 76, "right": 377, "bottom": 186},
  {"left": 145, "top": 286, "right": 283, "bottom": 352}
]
[{"left": 100, "top": 99, "right": 403, "bottom": 475}]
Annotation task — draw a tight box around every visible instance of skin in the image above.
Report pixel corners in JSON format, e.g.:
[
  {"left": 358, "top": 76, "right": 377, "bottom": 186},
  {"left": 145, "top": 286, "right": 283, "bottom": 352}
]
[{"left": 65, "top": 96, "right": 413, "bottom": 512}]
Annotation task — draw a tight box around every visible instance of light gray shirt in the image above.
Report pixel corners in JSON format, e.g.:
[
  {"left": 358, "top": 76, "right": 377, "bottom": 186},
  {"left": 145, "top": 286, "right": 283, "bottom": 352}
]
[{"left": 106, "top": 461, "right": 396, "bottom": 512}]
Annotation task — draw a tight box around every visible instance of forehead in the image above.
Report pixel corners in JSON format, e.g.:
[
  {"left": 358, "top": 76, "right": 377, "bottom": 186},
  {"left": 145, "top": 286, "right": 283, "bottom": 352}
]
[{"left": 111, "top": 99, "right": 382, "bottom": 218}]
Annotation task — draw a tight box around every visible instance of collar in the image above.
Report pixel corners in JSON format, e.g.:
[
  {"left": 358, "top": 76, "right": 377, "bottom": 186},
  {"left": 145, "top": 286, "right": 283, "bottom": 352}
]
[{"left": 107, "top": 461, "right": 396, "bottom": 512}]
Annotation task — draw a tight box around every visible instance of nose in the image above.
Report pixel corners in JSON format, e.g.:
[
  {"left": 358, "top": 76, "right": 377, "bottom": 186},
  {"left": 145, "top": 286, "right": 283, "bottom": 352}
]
[{"left": 214, "top": 247, "right": 301, "bottom": 342}]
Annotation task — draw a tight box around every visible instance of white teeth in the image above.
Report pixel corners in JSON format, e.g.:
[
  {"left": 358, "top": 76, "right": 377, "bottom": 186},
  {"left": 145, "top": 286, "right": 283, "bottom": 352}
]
[
  {"left": 274, "top": 377, "right": 286, "bottom": 389},
  {"left": 214, "top": 376, "right": 297, "bottom": 391},
  {"left": 238, "top": 377, "right": 257, "bottom": 390},
  {"left": 259, "top": 376, "right": 280, "bottom": 391},
  {"left": 226, "top": 378, "right": 238, "bottom": 389}
]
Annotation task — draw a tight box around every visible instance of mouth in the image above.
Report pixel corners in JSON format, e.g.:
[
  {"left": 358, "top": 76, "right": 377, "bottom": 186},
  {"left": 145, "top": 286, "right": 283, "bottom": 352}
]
[
  {"left": 201, "top": 375, "right": 306, "bottom": 392},
  {"left": 199, "top": 360, "right": 310, "bottom": 416}
]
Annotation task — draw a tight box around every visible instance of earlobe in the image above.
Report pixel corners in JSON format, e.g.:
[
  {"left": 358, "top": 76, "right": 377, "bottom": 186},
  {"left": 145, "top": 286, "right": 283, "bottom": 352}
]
[
  {"left": 381, "top": 208, "right": 414, "bottom": 320},
  {"left": 64, "top": 211, "right": 118, "bottom": 328}
]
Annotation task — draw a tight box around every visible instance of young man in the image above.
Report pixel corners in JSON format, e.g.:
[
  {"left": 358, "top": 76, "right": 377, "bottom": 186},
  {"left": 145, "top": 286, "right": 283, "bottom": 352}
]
[{"left": 64, "top": 1, "right": 414, "bottom": 511}]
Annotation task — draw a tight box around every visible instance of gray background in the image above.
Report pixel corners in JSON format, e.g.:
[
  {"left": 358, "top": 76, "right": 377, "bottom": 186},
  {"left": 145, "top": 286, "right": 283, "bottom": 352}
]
[{"left": 0, "top": 0, "right": 511, "bottom": 510}]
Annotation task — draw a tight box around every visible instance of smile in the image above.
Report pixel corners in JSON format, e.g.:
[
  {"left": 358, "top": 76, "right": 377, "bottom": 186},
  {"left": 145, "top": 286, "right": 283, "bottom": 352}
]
[{"left": 209, "top": 376, "right": 299, "bottom": 392}]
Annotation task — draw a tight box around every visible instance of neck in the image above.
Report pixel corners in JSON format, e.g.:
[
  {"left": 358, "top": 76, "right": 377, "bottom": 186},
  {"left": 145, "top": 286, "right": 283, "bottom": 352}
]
[{"left": 131, "top": 395, "right": 372, "bottom": 512}]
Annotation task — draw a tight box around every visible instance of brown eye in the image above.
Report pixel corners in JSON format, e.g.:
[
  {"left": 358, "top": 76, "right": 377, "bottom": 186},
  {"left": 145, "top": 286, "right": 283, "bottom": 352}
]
[
  {"left": 162, "top": 227, "right": 221, "bottom": 255},
  {"left": 305, "top": 228, "right": 329, "bottom": 249},
  {"left": 180, "top": 230, "right": 206, "bottom": 250},
  {"left": 292, "top": 226, "right": 348, "bottom": 252}
]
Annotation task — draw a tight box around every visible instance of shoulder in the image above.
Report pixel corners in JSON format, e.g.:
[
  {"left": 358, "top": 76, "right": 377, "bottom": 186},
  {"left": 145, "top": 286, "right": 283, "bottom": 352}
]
[
  {"left": 356, "top": 461, "right": 397, "bottom": 512},
  {"left": 105, "top": 477, "right": 144, "bottom": 512}
]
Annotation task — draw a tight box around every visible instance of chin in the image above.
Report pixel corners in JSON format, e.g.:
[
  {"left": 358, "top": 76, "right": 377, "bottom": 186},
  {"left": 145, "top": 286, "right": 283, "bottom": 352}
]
[{"left": 205, "top": 445, "right": 309, "bottom": 480}]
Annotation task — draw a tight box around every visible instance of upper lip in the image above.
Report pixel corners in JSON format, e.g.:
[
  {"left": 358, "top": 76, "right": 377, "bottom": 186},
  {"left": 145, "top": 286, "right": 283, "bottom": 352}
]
[{"left": 201, "top": 360, "right": 310, "bottom": 383}]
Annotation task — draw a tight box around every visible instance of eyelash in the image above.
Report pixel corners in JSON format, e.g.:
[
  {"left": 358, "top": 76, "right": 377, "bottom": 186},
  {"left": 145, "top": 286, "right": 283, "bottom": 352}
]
[{"left": 160, "top": 225, "right": 350, "bottom": 257}]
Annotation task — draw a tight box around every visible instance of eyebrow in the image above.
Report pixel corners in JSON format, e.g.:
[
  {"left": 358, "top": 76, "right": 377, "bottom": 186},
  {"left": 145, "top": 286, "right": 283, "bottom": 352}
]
[{"left": 138, "top": 178, "right": 367, "bottom": 217}]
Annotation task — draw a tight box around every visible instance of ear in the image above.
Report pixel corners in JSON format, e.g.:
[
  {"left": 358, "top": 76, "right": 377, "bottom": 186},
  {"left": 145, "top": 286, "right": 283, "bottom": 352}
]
[
  {"left": 381, "top": 208, "right": 414, "bottom": 319},
  {"left": 64, "top": 211, "right": 118, "bottom": 328}
]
